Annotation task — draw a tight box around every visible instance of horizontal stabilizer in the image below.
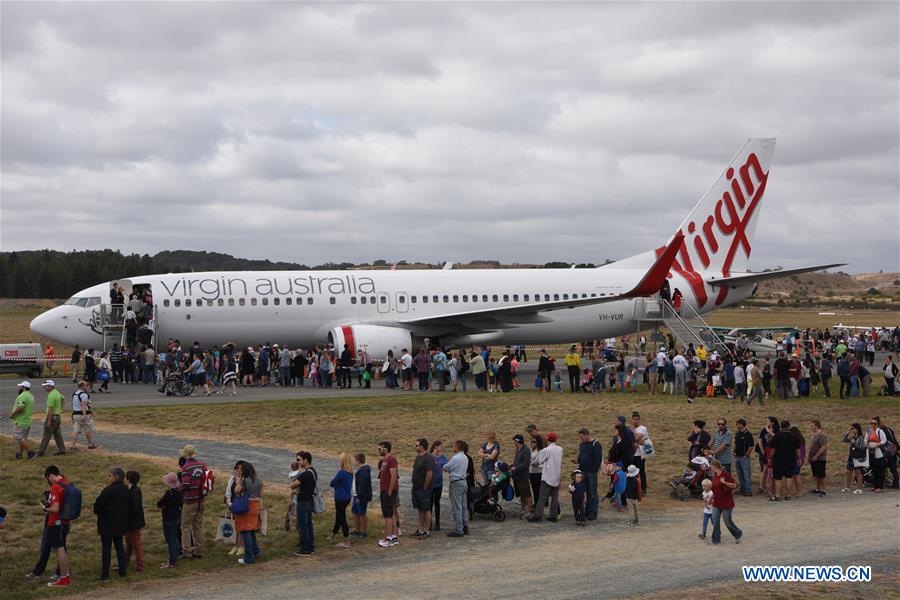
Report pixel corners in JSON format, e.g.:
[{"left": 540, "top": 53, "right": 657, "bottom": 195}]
[{"left": 706, "top": 263, "right": 846, "bottom": 287}]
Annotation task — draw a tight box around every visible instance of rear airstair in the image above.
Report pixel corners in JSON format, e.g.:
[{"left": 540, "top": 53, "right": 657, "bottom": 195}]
[{"left": 660, "top": 300, "right": 734, "bottom": 358}]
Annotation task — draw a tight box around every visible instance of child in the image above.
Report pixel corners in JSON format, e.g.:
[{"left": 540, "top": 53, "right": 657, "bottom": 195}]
[
  {"left": 628, "top": 363, "right": 638, "bottom": 392},
  {"left": 611, "top": 462, "right": 626, "bottom": 512},
  {"left": 309, "top": 361, "right": 319, "bottom": 388},
  {"left": 569, "top": 470, "right": 587, "bottom": 526},
  {"left": 157, "top": 472, "right": 183, "bottom": 568},
  {"left": 625, "top": 464, "right": 642, "bottom": 525},
  {"left": 125, "top": 470, "right": 146, "bottom": 572},
  {"left": 580, "top": 369, "right": 594, "bottom": 392},
  {"left": 698, "top": 479, "right": 713, "bottom": 540},
  {"left": 553, "top": 369, "right": 563, "bottom": 392},
  {"left": 352, "top": 453, "right": 372, "bottom": 538},
  {"left": 488, "top": 358, "right": 497, "bottom": 392}
]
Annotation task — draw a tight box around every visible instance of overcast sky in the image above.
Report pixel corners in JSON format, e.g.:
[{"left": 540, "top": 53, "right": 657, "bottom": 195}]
[{"left": 2, "top": 2, "right": 898, "bottom": 272}]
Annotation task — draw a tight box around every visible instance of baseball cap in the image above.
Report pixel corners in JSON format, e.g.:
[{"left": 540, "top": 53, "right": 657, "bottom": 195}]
[
  {"left": 512, "top": 434, "right": 525, "bottom": 444},
  {"left": 578, "top": 428, "right": 590, "bottom": 435},
  {"left": 179, "top": 444, "right": 197, "bottom": 458},
  {"left": 546, "top": 432, "right": 558, "bottom": 442},
  {"left": 42, "top": 380, "right": 56, "bottom": 387},
  {"left": 525, "top": 423, "right": 537, "bottom": 432},
  {"left": 17, "top": 381, "right": 31, "bottom": 389}
]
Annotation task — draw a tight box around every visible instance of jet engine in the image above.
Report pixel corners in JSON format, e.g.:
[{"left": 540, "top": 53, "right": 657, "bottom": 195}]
[{"left": 328, "top": 324, "right": 414, "bottom": 360}]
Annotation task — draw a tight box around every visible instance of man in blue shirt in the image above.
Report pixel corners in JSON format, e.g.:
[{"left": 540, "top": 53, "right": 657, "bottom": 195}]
[{"left": 442, "top": 441, "right": 469, "bottom": 537}]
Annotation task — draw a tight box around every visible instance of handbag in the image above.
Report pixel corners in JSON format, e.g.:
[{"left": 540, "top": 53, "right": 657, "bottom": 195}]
[
  {"left": 97, "top": 369, "right": 110, "bottom": 382},
  {"left": 851, "top": 444, "right": 867, "bottom": 460},
  {"left": 231, "top": 493, "right": 250, "bottom": 515},
  {"left": 215, "top": 516, "right": 236, "bottom": 542},
  {"left": 534, "top": 374, "right": 543, "bottom": 389},
  {"left": 883, "top": 440, "right": 897, "bottom": 458}
]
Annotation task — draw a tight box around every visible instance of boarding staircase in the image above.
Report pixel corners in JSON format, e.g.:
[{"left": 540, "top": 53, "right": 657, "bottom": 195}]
[
  {"left": 97, "top": 304, "right": 158, "bottom": 352},
  {"left": 659, "top": 299, "right": 734, "bottom": 358}
]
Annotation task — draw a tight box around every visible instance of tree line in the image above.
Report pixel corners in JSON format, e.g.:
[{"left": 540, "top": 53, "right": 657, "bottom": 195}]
[{"left": 0, "top": 249, "right": 606, "bottom": 299}]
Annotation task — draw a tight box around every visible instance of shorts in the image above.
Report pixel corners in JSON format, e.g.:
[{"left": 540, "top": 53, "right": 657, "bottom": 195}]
[
  {"left": 379, "top": 491, "right": 399, "bottom": 518},
  {"left": 411, "top": 487, "right": 430, "bottom": 512},
  {"left": 791, "top": 464, "right": 802, "bottom": 477},
  {"left": 403, "top": 368, "right": 413, "bottom": 381},
  {"left": 514, "top": 478, "right": 532, "bottom": 500},
  {"left": 47, "top": 524, "right": 69, "bottom": 549},
  {"left": 13, "top": 425, "right": 31, "bottom": 442},
  {"left": 772, "top": 463, "right": 792, "bottom": 480},
  {"left": 191, "top": 372, "right": 207, "bottom": 386},
  {"left": 73, "top": 414, "right": 94, "bottom": 433},
  {"left": 351, "top": 499, "right": 368, "bottom": 516},
  {"left": 810, "top": 460, "right": 826, "bottom": 478}
]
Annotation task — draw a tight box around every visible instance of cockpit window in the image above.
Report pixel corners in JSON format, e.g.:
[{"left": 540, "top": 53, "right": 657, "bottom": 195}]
[
  {"left": 86, "top": 297, "right": 101, "bottom": 307},
  {"left": 76, "top": 298, "right": 89, "bottom": 307},
  {"left": 65, "top": 297, "right": 83, "bottom": 306}
]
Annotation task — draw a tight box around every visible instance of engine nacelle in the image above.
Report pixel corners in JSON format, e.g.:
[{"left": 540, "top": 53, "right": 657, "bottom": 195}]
[{"left": 328, "top": 324, "right": 413, "bottom": 361}]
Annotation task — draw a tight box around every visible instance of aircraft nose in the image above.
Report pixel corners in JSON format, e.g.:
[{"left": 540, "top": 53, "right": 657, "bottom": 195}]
[{"left": 30, "top": 308, "right": 59, "bottom": 340}]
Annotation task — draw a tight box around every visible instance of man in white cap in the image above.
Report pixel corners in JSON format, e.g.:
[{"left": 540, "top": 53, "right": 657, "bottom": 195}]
[
  {"left": 10, "top": 381, "right": 37, "bottom": 459},
  {"left": 37, "top": 380, "right": 66, "bottom": 456}
]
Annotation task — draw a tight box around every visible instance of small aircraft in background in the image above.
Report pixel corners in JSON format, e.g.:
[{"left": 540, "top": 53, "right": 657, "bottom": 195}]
[{"left": 707, "top": 326, "right": 798, "bottom": 356}]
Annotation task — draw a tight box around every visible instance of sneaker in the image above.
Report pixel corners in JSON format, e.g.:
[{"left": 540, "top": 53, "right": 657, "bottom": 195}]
[
  {"left": 841, "top": 488, "right": 849, "bottom": 493},
  {"left": 463, "top": 526, "right": 469, "bottom": 535},
  {"left": 419, "top": 531, "right": 431, "bottom": 538},
  {"left": 334, "top": 541, "right": 351, "bottom": 548},
  {"left": 27, "top": 451, "right": 39, "bottom": 459},
  {"left": 735, "top": 536, "right": 742, "bottom": 544},
  {"left": 412, "top": 530, "right": 423, "bottom": 538},
  {"left": 446, "top": 531, "right": 464, "bottom": 537},
  {"left": 547, "top": 517, "right": 559, "bottom": 523},
  {"left": 377, "top": 538, "right": 393, "bottom": 548},
  {"left": 697, "top": 534, "right": 706, "bottom": 540},
  {"left": 853, "top": 489, "right": 863, "bottom": 494},
  {"left": 819, "top": 490, "right": 827, "bottom": 497},
  {"left": 25, "top": 572, "right": 42, "bottom": 581},
  {"left": 48, "top": 576, "right": 71, "bottom": 587},
  {"left": 389, "top": 536, "right": 399, "bottom": 546},
  {"left": 293, "top": 549, "right": 314, "bottom": 556},
  {"left": 237, "top": 558, "right": 250, "bottom": 565},
  {"left": 160, "top": 563, "right": 175, "bottom": 569}
]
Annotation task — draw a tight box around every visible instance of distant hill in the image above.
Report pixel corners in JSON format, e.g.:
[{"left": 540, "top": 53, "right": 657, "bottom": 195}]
[{"left": 153, "top": 250, "right": 308, "bottom": 272}]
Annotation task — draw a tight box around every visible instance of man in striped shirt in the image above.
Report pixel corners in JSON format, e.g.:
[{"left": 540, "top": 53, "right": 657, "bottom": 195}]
[{"left": 179, "top": 445, "right": 208, "bottom": 558}]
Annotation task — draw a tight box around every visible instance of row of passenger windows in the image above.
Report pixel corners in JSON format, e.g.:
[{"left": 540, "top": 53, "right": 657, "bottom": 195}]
[{"left": 161, "top": 292, "right": 602, "bottom": 309}]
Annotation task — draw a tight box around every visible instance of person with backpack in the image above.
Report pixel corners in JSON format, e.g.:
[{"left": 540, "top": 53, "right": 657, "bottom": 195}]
[
  {"left": 70, "top": 380, "right": 97, "bottom": 451},
  {"left": 94, "top": 466, "right": 130, "bottom": 581},
  {"left": 179, "top": 445, "right": 210, "bottom": 559},
  {"left": 27, "top": 465, "right": 75, "bottom": 587},
  {"left": 124, "top": 471, "right": 146, "bottom": 572}
]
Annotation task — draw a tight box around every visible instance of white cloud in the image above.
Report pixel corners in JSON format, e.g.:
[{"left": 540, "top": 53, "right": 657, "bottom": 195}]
[{"left": 1, "top": 2, "right": 897, "bottom": 271}]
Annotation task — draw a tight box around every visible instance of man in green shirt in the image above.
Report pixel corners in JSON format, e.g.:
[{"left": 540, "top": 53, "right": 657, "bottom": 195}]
[
  {"left": 10, "top": 381, "right": 37, "bottom": 459},
  {"left": 38, "top": 380, "right": 66, "bottom": 456}
]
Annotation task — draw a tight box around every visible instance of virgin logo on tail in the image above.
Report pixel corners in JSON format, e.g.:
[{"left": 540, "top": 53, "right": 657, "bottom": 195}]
[{"left": 657, "top": 151, "right": 769, "bottom": 308}]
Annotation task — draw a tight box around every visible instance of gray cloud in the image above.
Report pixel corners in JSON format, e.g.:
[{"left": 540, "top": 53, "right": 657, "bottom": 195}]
[{"left": 1, "top": 2, "right": 897, "bottom": 272}]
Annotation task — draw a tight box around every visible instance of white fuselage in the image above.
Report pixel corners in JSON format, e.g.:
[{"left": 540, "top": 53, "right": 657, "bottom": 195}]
[{"left": 30, "top": 267, "right": 754, "bottom": 352}]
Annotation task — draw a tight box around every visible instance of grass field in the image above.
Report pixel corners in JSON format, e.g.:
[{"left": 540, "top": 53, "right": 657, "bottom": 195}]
[
  {"left": 99, "top": 389, "right": 900, "bottom": 511},
  {"left": 0, "top": 442, "right": 378, "bottom": 599}
]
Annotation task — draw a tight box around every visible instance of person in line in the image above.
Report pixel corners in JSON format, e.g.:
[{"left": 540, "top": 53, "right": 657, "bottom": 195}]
[
  {"left": 769, "top": 420, "right": 800, "bottom": 501},
  {"left": 710, "top": 418, "right": 733, "bottom": 474},
  {"left": 224, "top": 460, "right": 245, "bottom": 557},
  {"left": 478, "top": 431, "right": 500, "bottom": 486},
  {"left": 698, "top": 479, "right": 713, "bottom": 540},
  {"left": 575, "top": 428, "right": 603, "bottom": 521},
  {"left": 351, "top": 453, "right": 372, "bottom": 538},
  {"left": 443, "top": 440, "right": 469, "bottom": 538},
  {"left": 156, "top": 472, "right": 183, "bottom": 569},
  {"left": 411, "top": 438, "right": 435, "bottom": 538},
  {"left": 292, "top": 452, "right": 316, "bottom": 555},
  {"left": 234, "top": 461, "right": 264, "bottom": 563},
  {"left": 569, "top": 470, "right": 587, "bottom": 526},
  {"left": 70, "top": 380, "right": 96, "bottom": 451},
  {"left": 70, "top": 346, "right": 82, "bottom": 382},
  {"left": 328, "top": 454, "right": 353, "bottom": 548},
  {"left": 789, "top": 426, "right": 806, "bottom": 497},
  {"left": 27, "top": 466, "right": 72, "bottom": 587},
  {"left": 630, "top": 412, "right": 649, "bottom": 494},
  {"left": 537, "top": 349, "right": 552, "bottom": 393},
  {"left": 429, "top": 441, "right": 449, "bottom": 531},
  {"left": 124, "top": 471, "right": 146, "bottom": 572},
  {"left": 709, "top": 460, "right": 742, "bottom": 545},
  {"left": 841, "top": 423, "right": 867, "bottom": 494},
  {"left": 376, "top": 441, "right": 399, "bottom": 548},
  {"left": 470, "top": 351, "right": 487, "bottom": 391},
  {"left": 733, "top": 419, "right": 754, "bottom": 497},
  {"left": 528, "top": 432, "right": 563, "bottom": 523},
  {"left": 413, "top": 348, "right": 430, "bottom": 392},
  {"left": 179, "top": 445, "right": 208, "bottom": 559},
  {"left": 10, "top": 381, "right": 37, "bottom": 459},
  {"left": 624, "top": 464, "right": 642, "bottom": 525},
  {"left": 509, "top": 434, "right": 533, "bottom": 517},
  {"left": 866, "top": 418, "right": 888, "bottom": 493},
  {"left": 528, "top": 434, "right": 545, "bottom": 506},
  {"left": 37, "top": 380, "right": 66, "bottom": 457},
  {"left": 807, "top": 420, "right": 828, "bottom": 496},
  {"left": 883, "top": 356, "right": 898, "bottom": 397},
  {"left": 94, "top": 466, "right": 130, "bottom": 581},
  {"left": 873, "top": 417, "right": 898, "bottom": 489}
]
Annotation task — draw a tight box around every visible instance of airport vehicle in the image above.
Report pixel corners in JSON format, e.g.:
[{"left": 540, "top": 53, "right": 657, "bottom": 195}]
[
  {"left": 0, "top": 343, "right": 44, "bottom": 377},
  {"left": 30, "top": 139, "right": 841, "bottom": 358}
]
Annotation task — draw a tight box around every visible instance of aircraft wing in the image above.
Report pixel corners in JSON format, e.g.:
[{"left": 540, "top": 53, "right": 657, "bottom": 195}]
[
  {"left": 705, "top": 263, "right": 845, "bottom": 287},
  {"left": 393, "top": 233, "right": 684, "bottom": 330}
]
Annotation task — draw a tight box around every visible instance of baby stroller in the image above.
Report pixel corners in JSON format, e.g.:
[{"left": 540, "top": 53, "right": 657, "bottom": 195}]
[
  {"left": 471, "top": 462, "right": 511, "bottom": 522},
  {"left": 670, "top": 456, "right": 710, "bottom": 501}
]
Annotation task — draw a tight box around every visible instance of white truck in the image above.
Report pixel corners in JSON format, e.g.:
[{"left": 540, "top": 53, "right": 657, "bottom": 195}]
[{"left": 0, "top": 343, "right": 44, "bottom": 377}]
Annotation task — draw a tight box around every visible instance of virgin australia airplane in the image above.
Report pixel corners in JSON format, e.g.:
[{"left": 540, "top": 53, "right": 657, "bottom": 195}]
[{"left": 30, "top": 139, "right": 840, "bottom": 358}]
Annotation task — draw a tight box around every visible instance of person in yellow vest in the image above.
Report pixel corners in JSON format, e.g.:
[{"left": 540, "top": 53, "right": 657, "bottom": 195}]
[
  {"left": 697, "top": 346, "right": 708, "bottom": 369},
  {"left": 565, "top": 346, "right": 582, "bottom": 393}
]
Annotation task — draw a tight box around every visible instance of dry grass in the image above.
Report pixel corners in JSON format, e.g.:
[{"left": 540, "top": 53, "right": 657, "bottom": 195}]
[
  {"left": 100, "top": 389, "right": 900, "bottom": 511},
  {"left": 0, "top": 439, "right": 377, "bottom": 600}
]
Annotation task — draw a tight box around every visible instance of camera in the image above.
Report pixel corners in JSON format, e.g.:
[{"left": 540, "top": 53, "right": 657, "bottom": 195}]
[{"left": 40, "top": 491, "right": 51, "bottom": 508}]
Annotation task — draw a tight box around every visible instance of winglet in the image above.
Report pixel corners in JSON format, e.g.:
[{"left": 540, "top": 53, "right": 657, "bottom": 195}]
[{"left": 626, "top": 232, "right": 685, "bottom": 297}]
